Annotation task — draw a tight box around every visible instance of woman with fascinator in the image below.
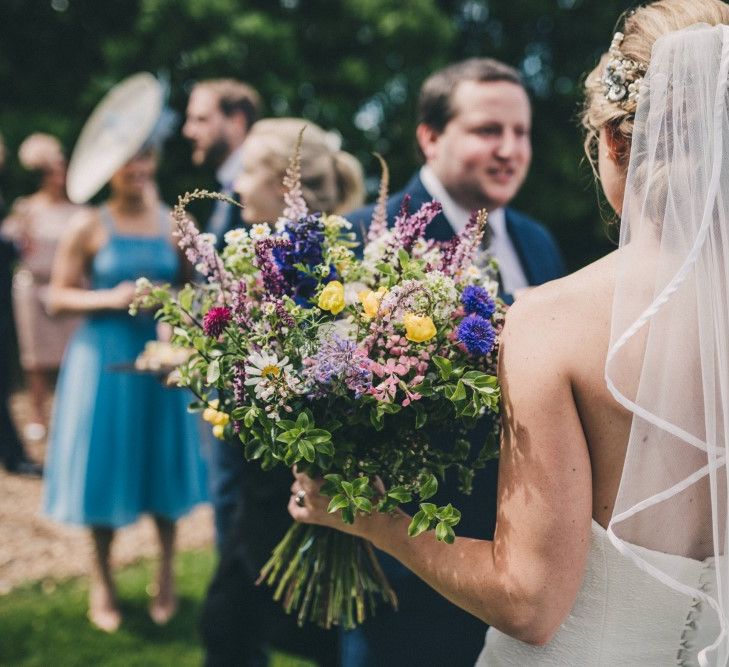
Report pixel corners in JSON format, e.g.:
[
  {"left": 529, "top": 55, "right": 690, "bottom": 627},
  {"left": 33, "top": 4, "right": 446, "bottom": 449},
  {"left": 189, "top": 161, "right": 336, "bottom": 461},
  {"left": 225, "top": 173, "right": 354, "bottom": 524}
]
[
  {"left": 42, "top": 74, "right": 207, "bottom": 632},
  {"left": 288, "top": 2, "right": 729, "bottom": 664}
]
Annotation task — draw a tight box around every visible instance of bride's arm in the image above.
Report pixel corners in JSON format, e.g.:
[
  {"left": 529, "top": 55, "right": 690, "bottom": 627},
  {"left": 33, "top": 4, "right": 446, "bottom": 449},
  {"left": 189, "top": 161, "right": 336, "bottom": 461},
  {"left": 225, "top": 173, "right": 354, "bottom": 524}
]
[{"left": 290, "top": 291, "right": 594, "bottom": 645}]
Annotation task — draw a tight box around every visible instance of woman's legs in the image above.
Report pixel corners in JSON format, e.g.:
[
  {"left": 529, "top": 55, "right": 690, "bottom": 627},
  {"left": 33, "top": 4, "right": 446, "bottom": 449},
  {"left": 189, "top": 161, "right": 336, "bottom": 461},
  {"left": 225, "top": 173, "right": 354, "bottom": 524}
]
[
  {"left": 150, "top": 515, "right": 178, "bottom": 624},
  {"left": 89, "top": 526, "right": 121, "bottom": 632},
  {"left": 24, "top": 368, "right": 51, "bottom": 438}
]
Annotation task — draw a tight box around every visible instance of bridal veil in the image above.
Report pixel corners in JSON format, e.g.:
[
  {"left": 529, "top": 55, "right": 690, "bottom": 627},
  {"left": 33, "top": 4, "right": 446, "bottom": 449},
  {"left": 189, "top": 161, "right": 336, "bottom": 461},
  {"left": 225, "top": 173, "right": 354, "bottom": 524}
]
[{"left": 606, "top": 23, "right": 729, "bottom": 666}]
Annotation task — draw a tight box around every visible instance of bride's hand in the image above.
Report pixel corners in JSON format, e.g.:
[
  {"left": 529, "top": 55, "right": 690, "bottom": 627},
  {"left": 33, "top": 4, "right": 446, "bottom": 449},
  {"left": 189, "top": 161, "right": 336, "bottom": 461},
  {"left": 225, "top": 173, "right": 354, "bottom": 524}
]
[{"left": 288, "top": 468, "right": 373, "bottom": 539}]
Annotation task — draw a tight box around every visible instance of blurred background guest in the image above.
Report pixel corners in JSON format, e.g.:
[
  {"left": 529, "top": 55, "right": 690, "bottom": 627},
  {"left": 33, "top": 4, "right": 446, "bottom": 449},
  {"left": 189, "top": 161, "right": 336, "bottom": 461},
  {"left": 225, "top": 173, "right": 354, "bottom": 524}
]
[
  {"left": 0, "top": 131, "right": 43, "bottom": 477},
  {"left": 199, "top": 117, "right": 364, "bottom": 667},
  {"left": 1, "top": 133, "right": 84, "bottom": 442},
  {"left": 42, "top": 74, "right": 208, "bottom": 633},
  {"left": 182, "top": 77, "right": 261, "bottom": 551}
]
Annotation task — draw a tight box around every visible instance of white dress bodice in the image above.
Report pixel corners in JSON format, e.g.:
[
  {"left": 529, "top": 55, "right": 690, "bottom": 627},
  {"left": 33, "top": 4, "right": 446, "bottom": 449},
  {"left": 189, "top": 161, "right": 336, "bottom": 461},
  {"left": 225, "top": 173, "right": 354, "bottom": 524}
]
[{"left": 476, "top": 521, "right": 718, "bottom": 666}]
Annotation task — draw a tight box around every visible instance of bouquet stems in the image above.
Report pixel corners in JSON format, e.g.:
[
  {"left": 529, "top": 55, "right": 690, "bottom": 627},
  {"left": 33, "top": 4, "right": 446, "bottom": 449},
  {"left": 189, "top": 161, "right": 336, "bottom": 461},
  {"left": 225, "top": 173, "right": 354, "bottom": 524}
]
[{"left": 257, "top": 523, "right": 398, "bottom": 629}]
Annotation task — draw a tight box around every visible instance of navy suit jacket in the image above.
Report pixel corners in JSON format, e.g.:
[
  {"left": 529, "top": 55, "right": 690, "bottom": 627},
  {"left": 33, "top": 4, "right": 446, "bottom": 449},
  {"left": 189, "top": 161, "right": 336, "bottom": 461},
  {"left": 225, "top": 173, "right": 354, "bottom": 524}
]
[{"left": 338, "top": 174, "right": 567, "bottom": 667}]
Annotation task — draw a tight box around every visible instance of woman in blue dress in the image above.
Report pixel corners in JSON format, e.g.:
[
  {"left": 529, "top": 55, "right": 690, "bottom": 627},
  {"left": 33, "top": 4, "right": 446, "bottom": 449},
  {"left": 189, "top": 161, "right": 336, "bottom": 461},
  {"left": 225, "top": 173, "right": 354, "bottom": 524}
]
[{"left": 43, "top": 75, "right": 207, "bottom": 632}]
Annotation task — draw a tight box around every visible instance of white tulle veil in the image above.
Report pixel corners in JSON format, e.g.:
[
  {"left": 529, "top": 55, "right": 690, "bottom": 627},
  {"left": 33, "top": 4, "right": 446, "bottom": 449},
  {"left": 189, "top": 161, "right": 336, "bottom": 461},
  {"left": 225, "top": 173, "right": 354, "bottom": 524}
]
[{"left": 606, "top": 23, "right": 729, "bottom": 666}]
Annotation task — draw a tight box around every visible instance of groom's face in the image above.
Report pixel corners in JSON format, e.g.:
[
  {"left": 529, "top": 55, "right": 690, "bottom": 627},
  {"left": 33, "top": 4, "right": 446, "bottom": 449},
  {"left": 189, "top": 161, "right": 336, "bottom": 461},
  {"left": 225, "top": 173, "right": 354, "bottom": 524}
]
[{"left": 420, "top": 80, "right": 532, "bottom": 212}]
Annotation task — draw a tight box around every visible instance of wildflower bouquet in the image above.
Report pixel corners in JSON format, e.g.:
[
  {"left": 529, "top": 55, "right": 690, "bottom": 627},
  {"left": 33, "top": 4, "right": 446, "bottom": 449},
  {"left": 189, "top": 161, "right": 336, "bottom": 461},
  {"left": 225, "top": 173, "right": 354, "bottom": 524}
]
[{"left": 133, "top": 148, "right": 506, "bottom": 630}]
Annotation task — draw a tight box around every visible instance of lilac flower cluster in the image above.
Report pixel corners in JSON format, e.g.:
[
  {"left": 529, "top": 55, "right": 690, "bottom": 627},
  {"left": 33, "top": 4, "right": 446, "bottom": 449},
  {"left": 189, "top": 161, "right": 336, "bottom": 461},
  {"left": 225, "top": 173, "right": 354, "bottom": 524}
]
[
  {"left": 231, "top": 280, "right": 253, "bottom": 329},
  {"left": 232, "top": 362, "right": 246, "bottom": 434},
  {"left": 303, "top": 335, "right": 373, "bottom": 398},
  {"left": 254, "top": 237, "right": 292, "bottom": 296},
  {"left": 457, "top": 314, "right": 496, "bottom": 356},
  {"left": 392, "top": 198, "right": 442, "bottom": 253},
  {"left": 175, "top": 214, "right": 234, "bottom": 291},
  {"left": 273, "top": 214, "right": 336, "bottom": 305},
  {"left": 461, "top": 285, "right": 495, "bottom": 319},
  {"left": 439, "top": 210, "right": 487, "bottom": 278}
]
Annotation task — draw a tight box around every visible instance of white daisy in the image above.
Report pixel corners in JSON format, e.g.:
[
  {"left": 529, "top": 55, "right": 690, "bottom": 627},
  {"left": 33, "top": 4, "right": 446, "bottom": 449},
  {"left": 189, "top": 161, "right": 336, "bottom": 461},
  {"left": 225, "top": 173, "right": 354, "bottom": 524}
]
[
  {"left": 224, "top": 228, "right": 248, "bottom": 246},
  {"left": 275, "top": 217, "right": 290, "bottom": 233},
  {"left": 249, "top": 223, "right": 271, "bottom": 241},
  {"left": 244, "top": 351, "right": 294, "bottom": 400},
  {"left": 199, "top": 232, "right": 218, "bottom": 246}
]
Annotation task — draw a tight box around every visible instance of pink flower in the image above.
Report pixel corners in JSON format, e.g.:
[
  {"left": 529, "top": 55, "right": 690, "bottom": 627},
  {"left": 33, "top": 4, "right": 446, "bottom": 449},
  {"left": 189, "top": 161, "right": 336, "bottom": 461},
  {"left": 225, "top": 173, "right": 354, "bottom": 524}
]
[{"left": 203, "top": 306, "right": 232, "bottom": 337}]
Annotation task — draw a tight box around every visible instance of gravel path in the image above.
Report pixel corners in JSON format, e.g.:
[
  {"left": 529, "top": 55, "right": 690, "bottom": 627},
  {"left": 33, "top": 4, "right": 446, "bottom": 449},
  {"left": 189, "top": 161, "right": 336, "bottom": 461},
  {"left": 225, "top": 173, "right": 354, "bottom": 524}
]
[{"left": 0, "top": 391, "right": 214, "bottom": 595}]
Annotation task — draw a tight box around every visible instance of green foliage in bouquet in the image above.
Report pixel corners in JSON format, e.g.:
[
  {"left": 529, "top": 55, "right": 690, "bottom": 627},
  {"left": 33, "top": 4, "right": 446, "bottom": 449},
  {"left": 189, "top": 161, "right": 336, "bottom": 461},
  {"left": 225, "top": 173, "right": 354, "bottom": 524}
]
[{"left": 132, "top": 142, "right": 506, "bottom": 629}]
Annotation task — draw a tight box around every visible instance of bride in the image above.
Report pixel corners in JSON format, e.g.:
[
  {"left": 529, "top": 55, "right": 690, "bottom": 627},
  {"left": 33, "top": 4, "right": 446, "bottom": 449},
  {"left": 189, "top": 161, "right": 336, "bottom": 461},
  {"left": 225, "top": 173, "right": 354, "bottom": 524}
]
[{"left": 288, "top": 1, "right": 729, "bottom": 664}]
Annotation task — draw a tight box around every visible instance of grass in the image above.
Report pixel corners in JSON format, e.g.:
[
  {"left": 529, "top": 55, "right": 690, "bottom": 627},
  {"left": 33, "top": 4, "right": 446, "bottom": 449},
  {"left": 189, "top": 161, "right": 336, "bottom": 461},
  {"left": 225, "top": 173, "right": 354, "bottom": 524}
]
[{"left": 0, "top": 550, "right": 316, "bottom": 667}]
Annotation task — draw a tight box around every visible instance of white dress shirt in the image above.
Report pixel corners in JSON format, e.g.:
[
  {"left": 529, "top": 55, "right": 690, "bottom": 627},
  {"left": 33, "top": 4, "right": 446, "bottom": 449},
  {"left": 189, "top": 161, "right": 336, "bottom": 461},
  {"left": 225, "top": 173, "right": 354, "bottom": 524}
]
[{"left": 419, "top": 166, "right": 529, "bottom": 293}]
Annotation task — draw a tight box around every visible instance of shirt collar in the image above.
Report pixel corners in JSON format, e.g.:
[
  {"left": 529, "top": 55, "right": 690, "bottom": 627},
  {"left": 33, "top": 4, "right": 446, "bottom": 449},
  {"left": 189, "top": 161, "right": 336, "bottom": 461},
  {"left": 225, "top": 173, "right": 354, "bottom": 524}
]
[
  {"left": 216, "top": 143, "right": 245, "bottom": 190},
  {"left": 419, "top": 165, "right": 504, "bottom": 237}
]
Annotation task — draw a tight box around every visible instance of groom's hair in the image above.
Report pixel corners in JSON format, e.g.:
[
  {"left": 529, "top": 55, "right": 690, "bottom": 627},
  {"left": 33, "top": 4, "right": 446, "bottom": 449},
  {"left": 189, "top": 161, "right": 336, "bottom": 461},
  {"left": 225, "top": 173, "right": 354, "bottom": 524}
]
[{"left": 417, "top": 58, "right": 525, "bottom": 134}]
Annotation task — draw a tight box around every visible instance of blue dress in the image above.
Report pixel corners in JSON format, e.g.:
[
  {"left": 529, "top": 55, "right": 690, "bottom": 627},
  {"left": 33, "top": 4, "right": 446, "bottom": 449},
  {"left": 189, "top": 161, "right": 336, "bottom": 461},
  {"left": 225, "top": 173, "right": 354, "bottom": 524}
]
[{"left": 43, "top": 205, "right": 208, "bottom": 528}]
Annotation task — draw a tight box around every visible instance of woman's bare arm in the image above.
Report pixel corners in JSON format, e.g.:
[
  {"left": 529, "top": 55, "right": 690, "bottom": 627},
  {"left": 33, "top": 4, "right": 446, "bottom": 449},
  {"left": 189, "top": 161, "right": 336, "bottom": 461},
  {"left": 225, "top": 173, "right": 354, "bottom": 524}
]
[
  {"left": 46, "top": 210, "right": 136, "bottom": 315},
  {"left": 290, "top": 288, "right": 594, "bottom": 645}
]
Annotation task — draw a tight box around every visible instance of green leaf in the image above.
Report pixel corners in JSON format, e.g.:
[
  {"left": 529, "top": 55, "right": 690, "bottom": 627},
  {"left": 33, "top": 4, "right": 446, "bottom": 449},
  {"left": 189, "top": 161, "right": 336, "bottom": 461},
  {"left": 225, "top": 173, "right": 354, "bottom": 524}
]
[
  {"left": 387, "top": 486, "right": 412, "bottom": 503},
  {"left": 307, "top": 428, "right": 332, "bottom": 444},
  {"left": 419, "top": 502, "right": 437, "bottom": 519},
  {"left": 353, "top": 497, "right": 373, "bottom": 513},
  {"left": 397, "top": 248, "right": 410, "bottom": 269},
  {"left": 433, "top": 356, "right": 453, "bottom": 381},
  {"left": 408, "top": 510, "right": 432, "bottom": 537},
  {"left": 315, "top": 439, "right": 334, "bottom": 457},
  {"left": 178, "top": 284, "right": 194, "bottom": 311},
  {"left": 300, "top": 440, "right": 316, "bottom": 462},
  {"left": 414, "top": 406, "right": 427, "bottom": 429},
  {"left": 206, "top": 360, "right": 220, "bottom": 384},
  {"left": 419, "top": 474, "right": 438, "bottom": 500},
  {"left": 327, "top": 495, "right": 350, "bottom": 513},
  {"left": 435, "top": 521, "right": 455, "bottom": 544},
  {"left": 341, "top": 480, "right": 354, "bottom": 497},
  {"left": 276, "top": 429, "right": 301, "bottom": 445},
  {"left": 351, "top": 477, "right": 370, "bottom": 496},
  {"left": 295, "top": 410, "right": 311, "bottom": 430},
  {"left": 341, "top": 506, "right": 355, "bottom": 524}
]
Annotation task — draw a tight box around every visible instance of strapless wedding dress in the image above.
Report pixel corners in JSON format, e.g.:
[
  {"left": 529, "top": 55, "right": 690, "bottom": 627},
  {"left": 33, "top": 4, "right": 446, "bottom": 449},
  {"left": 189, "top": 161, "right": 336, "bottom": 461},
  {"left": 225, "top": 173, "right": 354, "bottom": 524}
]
[{"left": 476, "top": 521, "right": 718, "bottom": 666}]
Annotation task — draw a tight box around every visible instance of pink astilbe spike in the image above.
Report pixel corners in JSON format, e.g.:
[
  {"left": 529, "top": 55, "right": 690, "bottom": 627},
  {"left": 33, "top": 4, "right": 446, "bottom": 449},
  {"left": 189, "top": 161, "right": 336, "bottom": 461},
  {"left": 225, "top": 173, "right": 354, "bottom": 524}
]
[
  {"left": 392, "top": 200, "right": 442, "bottom": 253},
  {"left": 367, "top": 153, "right": 390, "bottom": 243},
  {"left": 282, "top": 126, "right": 308, "bottom": 220}
]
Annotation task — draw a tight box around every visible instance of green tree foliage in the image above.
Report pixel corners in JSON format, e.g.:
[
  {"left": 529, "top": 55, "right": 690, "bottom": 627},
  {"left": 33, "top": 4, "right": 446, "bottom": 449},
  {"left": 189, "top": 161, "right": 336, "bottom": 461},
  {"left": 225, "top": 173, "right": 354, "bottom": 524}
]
[{"left": 0, "top": 0, "right": 634, "bottom": 269}]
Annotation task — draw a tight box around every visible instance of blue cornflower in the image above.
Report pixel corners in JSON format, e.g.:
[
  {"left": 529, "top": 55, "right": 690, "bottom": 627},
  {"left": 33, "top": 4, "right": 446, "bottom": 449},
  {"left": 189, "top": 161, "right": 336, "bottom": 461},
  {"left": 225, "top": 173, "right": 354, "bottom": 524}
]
[
  {"left": 461, "top": 285, "right": 495, "bottom": 319},
  {"left": 457, "top": 314, "right": 496, "bottom": 356}
]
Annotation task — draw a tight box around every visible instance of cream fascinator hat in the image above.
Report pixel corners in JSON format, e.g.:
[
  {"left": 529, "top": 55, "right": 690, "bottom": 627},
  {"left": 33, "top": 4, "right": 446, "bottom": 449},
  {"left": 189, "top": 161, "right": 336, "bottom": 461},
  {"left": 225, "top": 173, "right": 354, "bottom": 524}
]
[{"left": 66, "top": 72, "right": 174, "bottom": 204}]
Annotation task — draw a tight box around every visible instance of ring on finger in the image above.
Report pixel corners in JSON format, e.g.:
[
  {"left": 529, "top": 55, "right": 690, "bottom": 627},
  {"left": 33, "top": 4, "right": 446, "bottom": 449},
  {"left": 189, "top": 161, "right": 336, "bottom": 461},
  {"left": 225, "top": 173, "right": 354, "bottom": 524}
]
[{"left": 295, "top": 489, "right": 307, "bottom": 507}]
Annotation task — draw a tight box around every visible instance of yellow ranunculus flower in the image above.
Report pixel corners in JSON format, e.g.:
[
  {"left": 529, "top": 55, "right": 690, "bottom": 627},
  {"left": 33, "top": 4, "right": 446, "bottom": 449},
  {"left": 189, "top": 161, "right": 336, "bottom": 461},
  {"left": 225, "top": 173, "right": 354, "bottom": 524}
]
[
  {"left": 358, "top": 286, "right": 387, "bottom": 319},
  {"left": 212, "top": 424, "right": 226, "bottom": 439},
  {"left": 212, "top": 411, "right": 230, "bottom": 427},
  {"left": 403, "top": 313, "right": 437, "bottom": 343},
  {"left": 202, "top": 399, "right": 220, "bottom": 423},
  {"left": 318, "top": 280, "right": 345, "bottom": 315}
]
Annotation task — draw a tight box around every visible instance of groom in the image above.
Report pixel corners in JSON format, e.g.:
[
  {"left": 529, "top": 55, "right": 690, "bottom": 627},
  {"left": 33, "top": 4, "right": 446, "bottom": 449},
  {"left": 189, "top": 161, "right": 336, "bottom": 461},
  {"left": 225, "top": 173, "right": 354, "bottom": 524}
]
[{"left": 343, "top": 58, "right": 566, "bottom": 666}]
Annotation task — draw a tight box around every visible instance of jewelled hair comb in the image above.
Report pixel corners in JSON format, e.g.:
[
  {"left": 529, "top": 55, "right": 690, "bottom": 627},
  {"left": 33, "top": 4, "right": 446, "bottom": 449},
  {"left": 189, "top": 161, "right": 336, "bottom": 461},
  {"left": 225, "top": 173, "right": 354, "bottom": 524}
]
[{"left": 602, "top": 31, "right": 646, "bottom": 109}]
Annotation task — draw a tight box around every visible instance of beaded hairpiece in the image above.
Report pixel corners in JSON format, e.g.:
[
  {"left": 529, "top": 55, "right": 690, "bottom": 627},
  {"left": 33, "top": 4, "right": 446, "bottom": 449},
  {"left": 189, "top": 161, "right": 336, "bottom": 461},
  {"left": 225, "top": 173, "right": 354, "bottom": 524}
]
[{"left": 602, "top": 31, "right": 646, "bottom": 110}]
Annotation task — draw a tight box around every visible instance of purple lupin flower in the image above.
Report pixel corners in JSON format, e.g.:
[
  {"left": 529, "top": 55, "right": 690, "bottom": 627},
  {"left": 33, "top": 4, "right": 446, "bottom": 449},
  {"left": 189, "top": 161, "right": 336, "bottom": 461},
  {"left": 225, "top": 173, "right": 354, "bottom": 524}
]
[
  {"left": 254, "top": 237, "right": 292, "bottom": 296},
  {"left": 441, "top": 209, "right": 487, "bottom": 278},
  {"left": 203, "top": 306, "right": 232, "bottom": 337},
  {"left": 231, "top": 280, "right": 253, "bottom": 329}
]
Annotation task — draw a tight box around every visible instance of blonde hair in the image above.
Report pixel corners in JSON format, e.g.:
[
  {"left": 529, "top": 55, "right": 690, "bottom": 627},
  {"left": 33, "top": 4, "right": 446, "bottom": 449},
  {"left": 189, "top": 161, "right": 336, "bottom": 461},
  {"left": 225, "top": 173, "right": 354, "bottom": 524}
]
[
  {"left": 582, "top": 0, "right": 729, "bottom": 173},
  {"left": 247, "top": 118, "right": 365, "bottom": 215}
]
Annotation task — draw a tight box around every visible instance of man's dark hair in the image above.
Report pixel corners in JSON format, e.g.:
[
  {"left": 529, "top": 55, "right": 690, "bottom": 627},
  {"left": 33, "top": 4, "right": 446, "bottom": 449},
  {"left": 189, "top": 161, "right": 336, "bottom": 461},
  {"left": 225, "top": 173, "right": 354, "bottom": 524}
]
[
  {"left": 195, "top": 79, "right": 262, "bottom": 130},
  {"left": 417, "top": 58, "right": 525, "bottom": 133}
]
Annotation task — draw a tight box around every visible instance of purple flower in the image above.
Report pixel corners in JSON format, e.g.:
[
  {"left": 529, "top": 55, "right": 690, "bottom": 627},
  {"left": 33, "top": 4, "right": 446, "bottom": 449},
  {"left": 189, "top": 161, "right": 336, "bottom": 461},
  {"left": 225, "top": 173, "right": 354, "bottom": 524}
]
[
  {"left": 457, "top": 314, "right": 496, "bottom": 356},
  {"left": 203, "top": 306, "right": 232, "bottom": 337},
  {"left": 461, "top": 285, "right": 495, "bottom": 319},
  {"left": 392, "top": 199, "right": 442, "bottom": 253},
  {"left": 254, "top": 237, "right": 292, "bottom": 296},
  {"left": 303, "top": 335, "right": 373, "bottom": 398}
]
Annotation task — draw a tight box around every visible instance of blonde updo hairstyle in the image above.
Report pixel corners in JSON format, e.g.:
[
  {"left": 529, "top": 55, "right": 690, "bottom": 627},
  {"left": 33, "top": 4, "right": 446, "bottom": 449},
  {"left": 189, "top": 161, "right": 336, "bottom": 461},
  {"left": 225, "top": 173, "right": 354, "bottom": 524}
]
[
  {"left": 246, "top": 118, "right": 365, "bottom": 215},
  {"left": 582, "top": 0, "right": 729, "bottom": 175},
  {"left": 18, "top": 133, "right": 64, "bottom": 173}
]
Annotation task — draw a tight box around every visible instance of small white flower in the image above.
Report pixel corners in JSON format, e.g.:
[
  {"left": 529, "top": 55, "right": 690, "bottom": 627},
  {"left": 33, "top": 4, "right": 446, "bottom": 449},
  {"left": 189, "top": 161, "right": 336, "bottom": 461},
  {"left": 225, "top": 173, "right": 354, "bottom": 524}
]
[
  {"left": 199, "top": 233, "right": 218, "bottom": 246},
  {"left": 250, "top": 223, "right": 271, "bottom": 241},
  {"left": 262, "top": 302, "right": 276, "bottom": 316},
  {"left": 275, "top": 217, "right": 290, "bottom": 233},
  {"left": 412, "top": 238, "right": 429, "bottom": 256},
  {"left": 323, "top": 214, "right": 352, "bottom": 230},
  {"left": 224, "top": 228, "right": 248, "bottom": 245}
]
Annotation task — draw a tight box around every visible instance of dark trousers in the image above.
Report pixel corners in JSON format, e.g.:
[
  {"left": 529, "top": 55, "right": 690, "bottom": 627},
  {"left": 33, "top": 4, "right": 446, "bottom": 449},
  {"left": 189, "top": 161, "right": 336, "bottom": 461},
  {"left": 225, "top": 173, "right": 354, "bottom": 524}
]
[{"left": 199, "top": 464, "right": 338, "bottom": 667}]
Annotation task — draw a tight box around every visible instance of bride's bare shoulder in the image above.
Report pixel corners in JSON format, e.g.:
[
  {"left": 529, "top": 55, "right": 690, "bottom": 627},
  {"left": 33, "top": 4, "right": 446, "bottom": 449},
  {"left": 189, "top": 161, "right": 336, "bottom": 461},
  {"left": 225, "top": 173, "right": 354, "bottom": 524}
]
[{"left": 502, "top": 250, "right": 619, "bottom": 354}]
